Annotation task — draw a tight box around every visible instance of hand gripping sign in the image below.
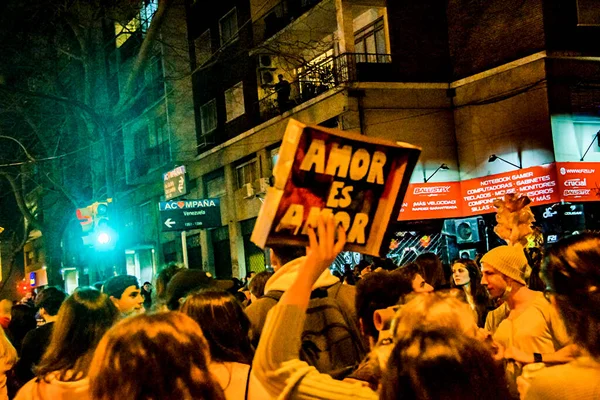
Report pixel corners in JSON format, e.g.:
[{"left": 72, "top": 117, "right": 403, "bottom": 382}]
[{"left": 251, "top": 119, "right": 421, "bottom": 257}]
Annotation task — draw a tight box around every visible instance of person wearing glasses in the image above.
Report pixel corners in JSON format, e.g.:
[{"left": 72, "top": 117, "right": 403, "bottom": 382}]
[
  {"left": 519, "top": 233, "right": 600, "bottom": 399},
  {"left": 479, "top": 245, "right": 576, "bottom": 397}
]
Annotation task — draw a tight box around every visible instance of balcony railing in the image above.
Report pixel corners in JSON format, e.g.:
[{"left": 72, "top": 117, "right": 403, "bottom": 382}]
[
  {"left": 258, "top": 52, "right": 392, "bottom": 121},
  {"left": 253, "top": 0, "right": 324, "bottom": 44}
]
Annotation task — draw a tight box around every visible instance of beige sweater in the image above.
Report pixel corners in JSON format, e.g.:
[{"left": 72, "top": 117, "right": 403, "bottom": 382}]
[
  {"left": 525, "top": 356, "right": 600, "bottom": 400},
  {"left": 253, "top": 303, "right": 377, "bottom": 400}
]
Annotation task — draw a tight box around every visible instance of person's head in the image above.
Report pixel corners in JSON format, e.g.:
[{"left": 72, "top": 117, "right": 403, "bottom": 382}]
[
  {"left": 278, "top": 74, "right": 284, "bottom": 81},
  {"left": 89, "top": 312, "right": 225, "bottom": 400},
  {"left": 415, "top": 252, "right": 447, "bottom": 290},
  {"left": 0, "top": 299, "right": 12, "bottom": 318},
  {"left": 380, "top": 327, "right": 509, "bottom": 400},
  {"left": 180, "top": 289, "right": 253, "bottom": 364},
  {"left": 248, "top": 271, "right": 273, "bottom": 302},
  {"left": 165, "top": 269, "right": 213, "bottom": 311},
  {"left": 35, "top": 286, "right": 67, "bottom": 320},
  {"left": 543, "top": 233, "right": 600, "bottom": 359},
  {"left": 268, "top": 245, "right": 306, "bottom": 271},
  {"left": 392, "top": 263, "right": 433, "bottom": 294},
  {"left": 392, "top": 291, "right": 478, "bottom": 341},
  {"left": 8, "top": 303, "right": 36, "bottom": 338},
  {"left": 36, "top": 287, "right": 119, "bottom": 381},
  {"left": 102, "top": 275, "right": 143, "bottom": 316},
  {"left": 479, "top": 245, "right": 529, "bottom": 299},
  {"left": 154, "top": 262, "right": 184, "bottom": 305},
  {"left": 356, "top": 270, "right": 418, "bottom": 345},
  {"left": 142, "top": 282, "right": 152, "bottom": 293}
]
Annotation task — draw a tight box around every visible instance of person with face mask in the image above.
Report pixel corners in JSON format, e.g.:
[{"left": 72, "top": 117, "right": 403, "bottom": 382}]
[
  {"left": 480, "top": 245, "right": 576, "bottom": 397},
  {"left": 450, "top": 259, "right": 491, "bottom": 327}
]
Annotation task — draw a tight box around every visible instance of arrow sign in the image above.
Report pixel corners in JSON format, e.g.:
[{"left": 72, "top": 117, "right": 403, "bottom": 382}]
[{"left": 159, "top": 198, "right": 222, "bottom": 232}]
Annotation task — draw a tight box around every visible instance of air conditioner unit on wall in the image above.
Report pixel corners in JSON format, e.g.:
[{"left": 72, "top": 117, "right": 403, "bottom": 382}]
[
  {"left": 257, "top": 177, "right": 270, "bottom": 194},
  {"left": 243, "top": 182, "right": 255, "bottom": 199},
  {"left": 258, "top": 69, "right": 275, "bottom": 86},
  {"left": 454, "top": 218, "right": 481, "bottom": 244},
  {"left": 258, "top": 54, "right": 273, "bottom": 68}
]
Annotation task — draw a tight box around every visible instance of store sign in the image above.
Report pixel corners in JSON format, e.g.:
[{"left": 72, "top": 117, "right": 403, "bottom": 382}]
[
  {"left": 555, "top": 162, "right": 600, "bottom": 202},
  {"left": 461, "top": 164, "right": 559, "bottom": 216},
  {"left": 163, "top": 166, "right": 187, "bottom": 201},
  {"left": 159, "top": 198, "right": 222, "bottom": 231},
  {"left": 399, "top": 182, "right": 463, "bottom": 221},
  {"left": 398, "top": 163, "right": 574, "bottom": 221}
]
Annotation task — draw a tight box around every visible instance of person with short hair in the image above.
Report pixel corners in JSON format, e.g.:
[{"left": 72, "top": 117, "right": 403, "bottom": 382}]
[
  {"left": 248, "top": 271, "right": 272, "bottom": 303},
  {"left": 245, "top": 243, "right": 363, "bottom": 377},
  {"left": 391, "top": 262, "right": 434, "bottom": 294},
  {"left": 415, "top": 252, "right": 449, "bottom": 290},
  {"left": 252, "top": 216, "right": 508, "bottom": 400},
  {"left": 88, "top": 312, "right": 225, "bottom": 400},
  {"left": 481, "top": 245, "right": 574, "bottom": 396},
  {"left": 102, "top": 275, "right": 144, "bottom": 317},
  {"left": 14, "top": 287, "right": 67, "bottom": 386},
  {"left": 14, "top": 287, "right": 119, "bottom": 400},
  {"left": 520, "top": 233, "right": 600, "bottom": 399}
]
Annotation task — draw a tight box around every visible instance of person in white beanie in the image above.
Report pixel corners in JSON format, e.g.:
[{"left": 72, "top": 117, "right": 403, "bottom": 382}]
[{"left": 480, "top": 245, "right": 576, "bottom": 397}]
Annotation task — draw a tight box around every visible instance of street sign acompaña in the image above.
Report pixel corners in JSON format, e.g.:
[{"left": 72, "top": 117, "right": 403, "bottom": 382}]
[
  {"left": 163, "top": 166, "right": 187, "bottom": 201},
  {"left": 158, "top": 198, "right": 221, "bottom": 232}
]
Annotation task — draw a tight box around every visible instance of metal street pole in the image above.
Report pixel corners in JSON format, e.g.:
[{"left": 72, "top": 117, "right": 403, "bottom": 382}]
[{"left": 181, "top": 230, "right": 189, "bottom": 268}]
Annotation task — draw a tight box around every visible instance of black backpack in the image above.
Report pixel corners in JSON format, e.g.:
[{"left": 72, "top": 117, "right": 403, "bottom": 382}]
[{"left": 264, "top": 283, "right": 366, "bottom": 379}]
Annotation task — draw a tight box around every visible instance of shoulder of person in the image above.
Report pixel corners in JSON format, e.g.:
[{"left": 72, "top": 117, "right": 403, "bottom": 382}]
[{"left": 485, "top": 303, "right": 509, "bottom": 332}]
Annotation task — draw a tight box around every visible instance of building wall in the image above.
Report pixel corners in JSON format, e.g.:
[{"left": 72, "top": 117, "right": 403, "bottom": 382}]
[
  {"left": 452, "top": 57, "right": 555, "bottom": 179},
  {"left": 386, "top": 0, "right": 450, "bottom": 81},
  {"left": 358, "top": 84, "right": 459, "bottom": 183},
  {"left": 447, "top": 0, "right": 546, "bottom": 79}
]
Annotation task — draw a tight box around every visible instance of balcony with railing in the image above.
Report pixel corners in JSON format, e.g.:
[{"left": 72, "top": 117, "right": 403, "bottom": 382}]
[{"left": 258, "top": 52, "right": 392, "bottom": 121}]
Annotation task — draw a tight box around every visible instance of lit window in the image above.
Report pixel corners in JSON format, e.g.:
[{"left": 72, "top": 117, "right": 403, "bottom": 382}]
[
  {"left": 200, "top": 99, "right": 218, "bottom": 135},
  {"left": 195, "top": 30, "right": 212, "bottom": 67},
  {"left": 225, "top": 82, "right": 245, "bottom": 122},
  {"left": 140, "top": 0, "right": 159, "bottom": 31},
  {"left": 115, "top": 18, "right": 140, "bottom": 48},
  {"left": 219, "top": 8, "right": 238, "bottom": 46},
  {"left": 354, "top": 18, "right": 389, "bottom": 63}
]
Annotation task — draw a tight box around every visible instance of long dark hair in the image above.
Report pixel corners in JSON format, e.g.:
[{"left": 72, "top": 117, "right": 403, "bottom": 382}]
[
  {"left": 35, "top": 287, "right": 119, "bottom": 381},
  {"left": 180, "top": 289, "right": 253, "bottom": 364},
  {"left": 450, "top": 259, "right": 490, "bottom": 326},
  {"left": 380, "top": 327, "right": 510, "bottom": 400},
  {"left": 89, "top": 312, "right": 225, "bottom": 400},
  {"left": 543, "top": 232, "right": 600, "bottom": 359}
]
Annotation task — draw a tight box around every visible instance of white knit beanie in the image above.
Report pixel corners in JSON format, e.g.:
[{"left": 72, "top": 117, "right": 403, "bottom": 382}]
[{"left": 480, "top": 245, "right": 529, "bottom": 285}]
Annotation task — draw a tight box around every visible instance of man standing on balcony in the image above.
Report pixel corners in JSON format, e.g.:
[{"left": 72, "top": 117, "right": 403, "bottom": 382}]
[{"left": 275, "top": 74, "right": 291, "bottom": 113}]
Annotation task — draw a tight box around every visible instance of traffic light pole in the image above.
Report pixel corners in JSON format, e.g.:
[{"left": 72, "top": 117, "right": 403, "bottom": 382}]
[{"left": 181, "top": 230, "right": 189, "bottom": 269}]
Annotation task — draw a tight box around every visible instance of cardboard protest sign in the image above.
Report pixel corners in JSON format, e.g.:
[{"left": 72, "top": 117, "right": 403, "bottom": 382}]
[{"left": 251, "top": 119, "right": 421, "bottom": 257}]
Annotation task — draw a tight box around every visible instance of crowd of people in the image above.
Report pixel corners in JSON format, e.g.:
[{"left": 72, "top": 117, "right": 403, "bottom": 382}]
[{"left": 0, "top": 215, "right": 598, "bottom": 399}]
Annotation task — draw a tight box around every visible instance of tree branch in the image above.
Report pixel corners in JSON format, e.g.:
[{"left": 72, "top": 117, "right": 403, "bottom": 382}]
[
  {"left": 0, "top": 171, "right": 43, "bottom": 232},
  {"left": 114, "top": 0, "right": 174, "bottom": 115}
]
